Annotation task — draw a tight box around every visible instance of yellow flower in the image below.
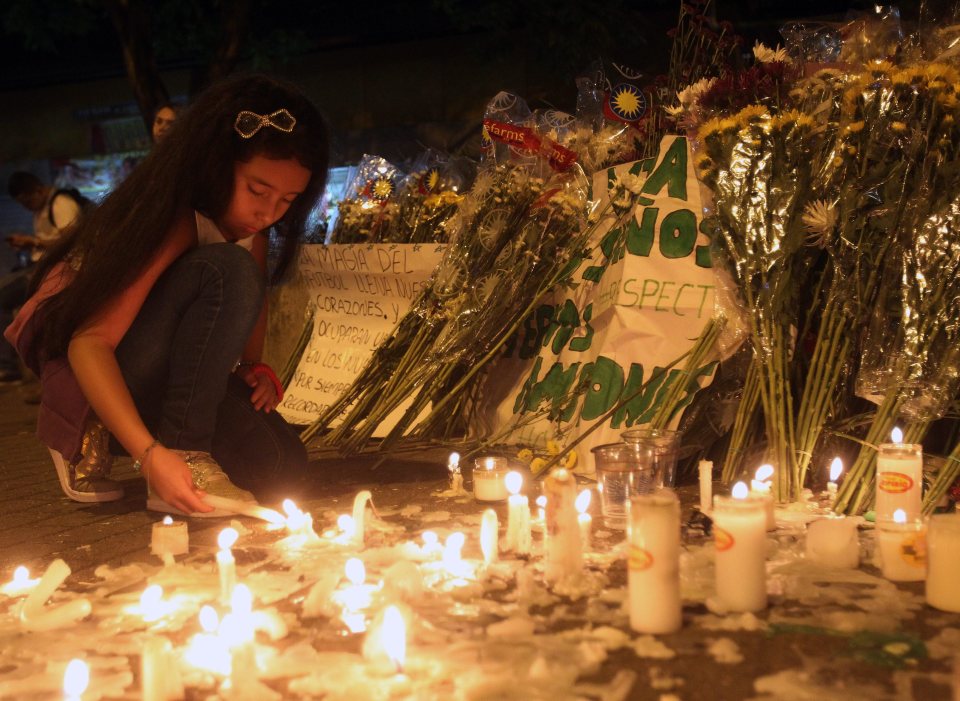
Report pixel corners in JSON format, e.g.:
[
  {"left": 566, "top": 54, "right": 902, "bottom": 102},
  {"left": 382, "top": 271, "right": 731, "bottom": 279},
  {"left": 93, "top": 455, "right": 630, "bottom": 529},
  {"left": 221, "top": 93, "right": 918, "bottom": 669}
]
[
  {"left": 546, "top": 439, "right": 562, "bottom": 455},
  {"left": 891, "top": 70, "right": 912, "bottom": 87},
  {"left": 696, "top": 156, "right": 712, "bottom": 172},
  {"left": 869, "top": 60, "right": 895, "bottom": 77},
  {"left": 563, "top": 451, "right": 578, "bottom": 469},
  {"left": 517, "top": 448, "right": 534, "bottom": 463},
  {"left": 735, "top": 104, "right": 769, "bottom": 125},
  {"left": 846, "top": 120, "right": 865, "bottom": 134},
  {"left": 697, "top": 117, "right": 724, "bottom": 140},
  {"left": 891, "top": 121, "right": 908, "bottom": 133},
  {"left": 530, "top": 457, "right": 549, "bottom": 475},
  {"left": 925, "top": 63, "right": 960, "bottom": 85},
  {"left": 847, "top": 145, "right": 857, "bottom": 155}
]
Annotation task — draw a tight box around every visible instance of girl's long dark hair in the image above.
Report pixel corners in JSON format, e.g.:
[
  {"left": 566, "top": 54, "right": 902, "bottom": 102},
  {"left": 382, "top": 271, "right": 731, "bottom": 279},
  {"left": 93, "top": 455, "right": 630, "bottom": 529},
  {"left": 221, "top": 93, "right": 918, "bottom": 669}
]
[{"left": 31, "top": 73, "right": 329, "bottom": 362}]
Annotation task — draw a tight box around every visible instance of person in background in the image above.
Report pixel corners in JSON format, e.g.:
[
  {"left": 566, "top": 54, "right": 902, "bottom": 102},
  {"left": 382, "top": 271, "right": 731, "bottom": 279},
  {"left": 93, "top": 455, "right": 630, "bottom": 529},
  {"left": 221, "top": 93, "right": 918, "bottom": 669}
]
[
  {"left": 0, "top": 173, "right": 84, "bottom": 383},
  {"left": 5, "top": 74, "right": 329, "bottom": 514},
  {"left": 152, "top": 103, "right": 179, "bottom": 143}
]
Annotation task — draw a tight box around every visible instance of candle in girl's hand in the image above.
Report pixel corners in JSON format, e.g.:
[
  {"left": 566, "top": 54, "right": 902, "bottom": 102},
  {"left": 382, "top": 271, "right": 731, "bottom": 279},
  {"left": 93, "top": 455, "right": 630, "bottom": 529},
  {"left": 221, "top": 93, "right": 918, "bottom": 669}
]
[
  {"left": 629, "top": 490, "right": 682, "bottom": 634},
  {"left": 713, "top": 482, "right": 768, "bottom": 612},
  {"left": 216, "top": 528, "right": 239, "bottom": 603},
  {"left": 480, "top": 509, "right": 499, "bottom": 565},
  {"left": 505, "top": 472, "right": 531, "bottom": 555},
  {"left": 876, "top": 428, "right": 923, "bottom": 521},
  {"left": 698, "top": 460, "right": 713, "bottom": 513},
  {"left": 576, "top": 489, "right": 592, "bottom": 550},
  {"left": 63, "top": 659, "right": 89, "bottom": 701},
  {"left": 544, "top": 469, "right": 582, "bottom": 583}
]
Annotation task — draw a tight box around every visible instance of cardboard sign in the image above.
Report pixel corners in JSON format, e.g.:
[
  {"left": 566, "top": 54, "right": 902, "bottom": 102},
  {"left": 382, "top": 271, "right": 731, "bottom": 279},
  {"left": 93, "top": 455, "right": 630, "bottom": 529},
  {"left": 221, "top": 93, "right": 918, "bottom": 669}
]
[
  {"left": 481, "top": 136, "right": 718, "bottom": 474},
  {"left": 278, "top": 243, "right": 446, "bottom": 428}
]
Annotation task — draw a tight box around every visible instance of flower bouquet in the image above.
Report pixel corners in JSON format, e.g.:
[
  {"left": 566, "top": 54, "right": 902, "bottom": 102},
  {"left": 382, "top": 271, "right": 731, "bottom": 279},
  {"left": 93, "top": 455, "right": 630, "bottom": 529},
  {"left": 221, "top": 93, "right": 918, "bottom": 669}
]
[{"left": 327, "top": 155, "right": 403, "bottom": 244}]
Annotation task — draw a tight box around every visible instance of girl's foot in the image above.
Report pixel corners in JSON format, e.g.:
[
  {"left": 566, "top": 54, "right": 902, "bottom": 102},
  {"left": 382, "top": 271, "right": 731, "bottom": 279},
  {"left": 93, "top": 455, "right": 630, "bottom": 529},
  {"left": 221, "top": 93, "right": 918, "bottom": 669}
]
[{"left": 49, "top": 421, "right": 123, "bottom": 502}]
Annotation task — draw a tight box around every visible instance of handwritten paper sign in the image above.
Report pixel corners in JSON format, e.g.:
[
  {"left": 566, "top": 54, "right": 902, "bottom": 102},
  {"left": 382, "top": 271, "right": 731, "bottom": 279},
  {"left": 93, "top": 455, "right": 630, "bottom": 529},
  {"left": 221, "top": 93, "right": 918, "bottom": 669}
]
[{"left": 279, "top": 243, "right": 446, "bottom": 427}]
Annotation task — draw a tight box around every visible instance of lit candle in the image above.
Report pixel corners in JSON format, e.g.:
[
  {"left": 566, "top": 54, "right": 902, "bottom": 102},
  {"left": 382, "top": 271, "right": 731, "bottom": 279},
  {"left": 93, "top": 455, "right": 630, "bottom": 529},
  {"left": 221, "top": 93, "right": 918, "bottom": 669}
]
[
  {"left": 480, "top": 509, "right": 499, "bottom": 566},
  {"left": 137, "top": 584, "right": 174, "bottom": 622},
  {"left": 448, "top": 452, "right": 463, "bottom": 492},
  {"left": 505, "top": 472, "right": 531, "bottom": 555},
  {"left": 698, "top": 460, "right": 713, "bottom": 513},
  {"left": 576, "top": 489, "right": 592, "bottom": 550},
  {"left": 1, "top": 566, "right": 39, "bottom": 597},
  {"left": 805, "top": 516, "right": 859, "bottom": 568},
  {"left": 142, "top": 637, "right": 183, "bottom": 701},
  {"left": 876, "top": 428, "right": 923, "bottom": 521},
  {"left": 19, "top": 559, "right": 91, "bottom": 632},
  {"left": 535, "top": 495, "right": 547, "bottom": 528},
  {"left": 442, "top": 532, "right": 469, "bottom": 578},
  {"left": 628, "top": 489, "right": 682, "bottom": 634},
  {"left": 473, "top": 457, "right": 510, "bottom": 502},
  {"left": 826, "top": 457, "right": 843, "bottom": 499},
  {"left": 713, "top": 482, "right": 767, "bottom": 612},
  {"left": 217, "top": 527, "right": 239, "bottom": 604},
  {"left": 151, "top": 516, "right": 188, "bottom": 564},
  {"left": 877, "top": 509, "right": 926, "bottom": 582},
  {"left": 337, "top": 514, "right": 357, "bottom": 541},
  {"left": 282, "top": 499, "right": 320, "bottom": 543},
  {"left": 750, "top": 464, "right": 776, "bottom": 531},
  {"left": 926, "top": 514, "right": 960, "bottom": 612},
  {"left": 63, "top": 659, "right": 89, "bottom": 701},
  {"left": 382, "top": 606, "right": 406, "bottom": 673},
  {"left": 352, "top": 490, "right": 373, "bottom": 545},
  {"left": 544, "top": 468, "right": 582, "bottom": 584},
  {"left": 183, "top": 606, "right": 231, "bottom": 675},
  {"left": 219, "top": 584, "right": 255, "bottom": 647}
]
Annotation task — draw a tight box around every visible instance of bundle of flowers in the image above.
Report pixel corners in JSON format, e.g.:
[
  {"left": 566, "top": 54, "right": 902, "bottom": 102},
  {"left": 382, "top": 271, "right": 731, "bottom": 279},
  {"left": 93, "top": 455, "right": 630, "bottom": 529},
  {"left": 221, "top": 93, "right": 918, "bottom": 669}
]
[{"left": 327, "top": 155, "right": 403, "bottom": 244}]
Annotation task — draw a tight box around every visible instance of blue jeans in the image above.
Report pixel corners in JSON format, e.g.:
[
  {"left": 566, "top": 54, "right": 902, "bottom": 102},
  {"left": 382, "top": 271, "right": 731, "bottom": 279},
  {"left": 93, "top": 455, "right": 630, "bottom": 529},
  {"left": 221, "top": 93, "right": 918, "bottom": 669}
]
[{"left": 115, "top": 244, "right": 308, "bottom": 497}]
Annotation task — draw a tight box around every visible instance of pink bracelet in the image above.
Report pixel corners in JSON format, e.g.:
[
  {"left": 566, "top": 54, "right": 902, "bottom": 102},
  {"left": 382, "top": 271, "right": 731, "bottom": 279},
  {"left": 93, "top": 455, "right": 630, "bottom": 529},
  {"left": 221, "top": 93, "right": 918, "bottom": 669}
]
[{"left": 249, "top": 362, "right": 284, "bottom": 401}]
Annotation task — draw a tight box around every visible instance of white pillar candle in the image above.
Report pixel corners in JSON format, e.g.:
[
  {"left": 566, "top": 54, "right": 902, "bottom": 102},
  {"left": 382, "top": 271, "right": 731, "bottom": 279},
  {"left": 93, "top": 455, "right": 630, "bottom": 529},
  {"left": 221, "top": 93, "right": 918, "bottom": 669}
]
[
  {"left": 19, "top": 559, "right": 92, "bottom": 632},
  {"left": 876, "top": 438, "right": 923, "bottom": 521},
  {"left": 63, "top": 659, "right": 89, "bottom": 701},
  {"left": 480, "top": 509, "right": 499, "bottom": 565},
  {"left": 473, "top": 458, "right": 510, "bottom": 501},
  {"left": 448, "top": 452, "right": 463, "bottom": 492},
  {"left": 142, "top": 637, "right": 184, "bottom": 701},
  {"left": 544, "top": 469, "right": 582, "bottom": 583},
  {"left": 698, "top": 460, "right": 713, "bottom": 513},
  {"left": 217, "top": 528, "right": 239, "bottom": 604},
  {"left": 352, "top": 490, "right": 373, "bottom": 545},
  {"left": 805, "top": 517, "right": 859, "bottom": 568},
  {"left": 576, "top": 489, "right": 592, "bottom": 550},
  {"left": 826, "top": 457, "right": 843, "bottom": 505},
  {"left": 151, "top": 516, "right": 189, "bottom": 560},
  {"left": 628, "top": 489, "right": 682, "bottom": 634},
  {"left": 713, "top": 482, "right": 767, "bottom": 612},
  {"left": 927, "top": 514, "right": 960, "bottom": 611},
  {"left": 505, "top": 472, "right": 531, "bottom": 555},
  {"left": 877, "top": 509, "right": 926, "bottom": 582}
]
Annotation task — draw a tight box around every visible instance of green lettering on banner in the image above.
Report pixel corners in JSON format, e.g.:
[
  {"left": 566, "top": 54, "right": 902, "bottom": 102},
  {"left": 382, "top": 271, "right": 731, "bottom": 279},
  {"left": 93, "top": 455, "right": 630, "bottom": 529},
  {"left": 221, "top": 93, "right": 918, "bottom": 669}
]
[
  {"left": 659, "top": 209, "right": 697, "bottom": 259},
  {"left": 581, "top": 356, "right": 624, "bottom": 421},
  {"left": 513, "top": 357, "right": 582, "bottom": 422},
  {"left": 611, "top": 365, "right": 668, "bottom": 428},
  {"left": 551, "top": 300, "right": 579, "bottom": 354},
  {"left": 582, "top": 224, "right": 625, "bottom": 283},
  {"left": 626, "top": 206, "right": 657, "bottom": 257},
  {"left": 641, "top": 137, "right": 687, "bottom": 201}
]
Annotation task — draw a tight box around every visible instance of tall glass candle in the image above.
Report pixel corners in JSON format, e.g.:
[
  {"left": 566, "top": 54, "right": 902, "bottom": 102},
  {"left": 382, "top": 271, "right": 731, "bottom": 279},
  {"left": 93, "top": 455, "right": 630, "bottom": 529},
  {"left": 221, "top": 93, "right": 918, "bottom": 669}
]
[
  {"left": 876, "top": 510, "right": 926, "bottom": 582},
  {"left": 876, "top": 438, "right": 922, "bottom": 521},
  {"left": 628, "top": 490, "right": 681, "bottom": 634},
  {"left": 926, "top": 514, "right": 960, "bottom": 612},
  {"left": 473, "top": 457, "right": 510, "bottom": 502},
  {"left": 713, "top": 483, "right": 767, "bottom": 612}
]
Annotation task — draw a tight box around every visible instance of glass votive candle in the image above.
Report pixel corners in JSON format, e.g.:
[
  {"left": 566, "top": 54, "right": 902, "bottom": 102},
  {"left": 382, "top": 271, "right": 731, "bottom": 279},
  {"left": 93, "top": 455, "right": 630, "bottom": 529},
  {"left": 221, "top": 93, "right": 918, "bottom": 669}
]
[
  {"left": 875, "top": 441, "right": 923, "bottom": 522},
  {"left": 472, "top": 457, "right": 510, "bottom": 502},
  {"left": 876, "top": 516, "right": 926, "bottom": 582},
  {"left": 926, "top": 514, "right": 960, "bottom": 611},
  {"left": 590, "top": 442, "right": 656, "bottom": 530}
]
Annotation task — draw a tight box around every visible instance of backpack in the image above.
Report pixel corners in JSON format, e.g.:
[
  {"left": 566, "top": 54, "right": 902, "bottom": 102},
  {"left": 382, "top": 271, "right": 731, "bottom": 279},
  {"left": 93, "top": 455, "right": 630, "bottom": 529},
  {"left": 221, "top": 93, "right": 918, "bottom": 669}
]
[{"left": 48, "top": 187, "right": 93, "bottom": 228}]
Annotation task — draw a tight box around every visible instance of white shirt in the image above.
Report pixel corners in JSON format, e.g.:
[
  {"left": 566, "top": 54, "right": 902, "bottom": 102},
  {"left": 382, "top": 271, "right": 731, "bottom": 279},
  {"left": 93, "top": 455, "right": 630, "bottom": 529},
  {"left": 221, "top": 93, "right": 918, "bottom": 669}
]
[
  {"left": 195, "top": 211, "right": 253, "bottom": 250},
  {"left": 31, "top": 191, "right": 81, "bottom": 262}
]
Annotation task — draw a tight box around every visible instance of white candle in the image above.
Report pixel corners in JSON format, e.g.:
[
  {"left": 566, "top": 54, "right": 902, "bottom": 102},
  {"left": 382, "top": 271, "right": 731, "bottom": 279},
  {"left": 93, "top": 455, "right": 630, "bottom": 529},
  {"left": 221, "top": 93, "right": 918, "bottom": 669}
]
[
  {"left": 750, "top": 464, "right": 776, "bottom": 531},
  {"left": 713, "top": 482, "right": 767, "bottom": 612},
  {"left": 364, "top": 605, "right": 407, "bottom": 675},
  {"left": 142, "top": 637, "right": 183, "bottom": 701},
  {"left": 826, "top": 457, "right": 843, "bottom": 501},
  {"left": 448, "top": 452, "right": 463, "bottom": 492},
  {"left": 535, "top": 495, "right": 547, "bottom": 529},
  {"left": 628, "top": 489, "right": 682, "bottom": 634},
  {"left": 480, "top": 509, "right": 499, "bottom": 565},
  {"left": 473, "top": 457, "right": 510, "bottom": 501},
  {"left": 576, "top": 489, "right": 592, "bottom": 550},
  {"left": 183, "top": 606, "right": 231, "bottom": 675},
  {"left": 19, "top": 559, "right": 91, "bottom": 632},
  {"left": 505, "top": 472, "right": 531, "bottom": 555},
  {"left": 352, "top": 490, "right": 373, "bottom": 545},
  {"left": 698, "top": 460, "right": 713, "bottom": 513},
  {"left": 877, "top": 509, "right": 926, "bottom": 582},
  {"left": 544, "top": 468, "right": 582, "bottom": 583},
  {"left": 805, "top": 517, "right": 859, "bottom": 568},
  {"left": 442, "top": 532, "right": 468, "bottom": 578},
  {"left": 928, "top": 514, "right": 960, "bottom": 611},
  {"left": 281, "top": 499, "right": 320, "bottom": 542},
  {"left": 63, "top": 659, "right": 89, "bottom": 701},
  {"left": 217, "top": 527, "right": 239, "bottom": 604},
  {"left": 1, "top": 566, "right": 39, "bottom": 597},
  {"left": 876, "top": 431, "right": 923, "bottom": 521},
  {"left": 151, "top": 516, "right": 188, "bottom": 560}
]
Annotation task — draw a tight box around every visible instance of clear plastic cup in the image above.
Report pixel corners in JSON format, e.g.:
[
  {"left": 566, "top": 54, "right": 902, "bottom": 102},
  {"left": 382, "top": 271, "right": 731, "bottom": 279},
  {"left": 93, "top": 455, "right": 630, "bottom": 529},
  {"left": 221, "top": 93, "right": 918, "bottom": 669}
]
[
  {"left": 620, "top": 428, "right": 679, "bottom": 488},
  {"left": 591, "top": 442, "right": 657, "bottom": 530}
]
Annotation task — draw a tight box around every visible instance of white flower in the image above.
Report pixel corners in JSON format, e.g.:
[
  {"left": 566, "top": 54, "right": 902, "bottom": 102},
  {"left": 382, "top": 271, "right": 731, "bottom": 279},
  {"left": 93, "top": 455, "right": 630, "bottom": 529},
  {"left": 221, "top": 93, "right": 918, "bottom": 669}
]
[
  {"left": 617, "top": 172, "right": 645, "bottom": 195},
  {"left": 677, "top": 77, "right": 717, "bottom": 108},
  {"left": 664, "top": 103, "right": 685, "bottom": 118},
  {"left": 753, "top": 42, "right": 790, "bottom": 64},
  {"left": 801, "top": 199, "right": 837, "bottom": 247}
]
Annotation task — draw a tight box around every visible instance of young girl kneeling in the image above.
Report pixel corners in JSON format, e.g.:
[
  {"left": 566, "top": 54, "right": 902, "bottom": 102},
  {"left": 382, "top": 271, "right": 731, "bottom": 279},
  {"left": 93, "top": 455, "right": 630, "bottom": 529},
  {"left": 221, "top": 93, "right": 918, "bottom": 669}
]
[{"left": 5, "top": 74, "right": 329, "bottom": 516}]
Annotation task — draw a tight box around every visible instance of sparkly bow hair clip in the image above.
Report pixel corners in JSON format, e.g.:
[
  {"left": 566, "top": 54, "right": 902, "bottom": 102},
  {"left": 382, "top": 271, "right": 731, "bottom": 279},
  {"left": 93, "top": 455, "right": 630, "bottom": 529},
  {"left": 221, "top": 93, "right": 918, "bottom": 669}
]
[{"left": 233, "top": 108, "right": 296, "bottom": 138}]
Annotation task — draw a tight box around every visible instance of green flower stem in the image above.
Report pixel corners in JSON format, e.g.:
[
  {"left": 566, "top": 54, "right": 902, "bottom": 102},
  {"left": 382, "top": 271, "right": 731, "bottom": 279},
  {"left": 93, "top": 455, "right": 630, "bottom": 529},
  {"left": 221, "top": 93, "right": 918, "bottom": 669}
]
[
  {"left": 721, "top": 355, "right": 761, "bottom": 485},
  {"left": 923, "top": 442, "right": 960, "bottom": 515},
  {"left": 649, "top": 318, "right": 722, "bottom": 429}
]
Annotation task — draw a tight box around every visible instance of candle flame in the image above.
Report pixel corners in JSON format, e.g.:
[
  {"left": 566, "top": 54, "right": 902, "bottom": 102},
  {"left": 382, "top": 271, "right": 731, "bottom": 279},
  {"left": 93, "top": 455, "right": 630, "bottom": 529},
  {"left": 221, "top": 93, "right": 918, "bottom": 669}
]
[
  {"left": 755, "top": 464, "right": 774, "bottom": 482},
  {"left": 485, "top": 457, "right": 495, "bottom": 471},
  {"left": 422, "top": 531, "right": 438, "bottom": 546},
  {"left": 63, "top": 658, "right": 89, "bottom": 697},
  {"left": 448, "top": 452, "right": 460, "bottom": 473},
  {"left": 381, "top": 606, "right": 406, "bottom": 670},
  {"left": 345, "top": 558, "right": 366, "bottom": 585},
  {"left": 536, "top": 495, "right": 547, "bottom": 508},
  {"left": 829, "top": 457, "right": 843, "bottom": 482},
  {"left": 199, "top": 605, "right": 219, "bottom": 632},
  {"left": 575, "top": 489, "right": 592, "bottom": 514},
  {"left": 505, "top": 471, "right": 523, "bottom": 495},
  {"left": 12, "top": 566, "right": 30, "bottom": 584},
  {"left": 282, "top": 498, "right": 300, "bottom": 516},
  {"left": 140, "top": 584, "right": 163, "bottom": 608},
  {"left": 230, "top": 584, "right": 253, "bottom": 615},
  {"left": 891, "top": 427, "right": 904, "bottom": 444},
  {"left": 337, "top": 514, "right": 356, "bottom": 536},
  {"left": 446, "top": 532, "right": 465, "bottom": 550},
  {"left": 893, "top": 508, "right": 907, "bottom": 524},
  {"left": 732, "top": 482, "right": 749, "bottom": 499},
  {"left": 162, "top": 515, "right": 173, "bottom": 525},
  {"left": 217, "top": 527, "right": 239, "bottom": 550}
]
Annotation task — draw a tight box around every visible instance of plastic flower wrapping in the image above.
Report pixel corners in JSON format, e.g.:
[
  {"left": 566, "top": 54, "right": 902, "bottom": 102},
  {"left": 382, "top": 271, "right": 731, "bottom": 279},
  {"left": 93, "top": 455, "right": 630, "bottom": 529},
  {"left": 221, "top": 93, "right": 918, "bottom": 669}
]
[{"left": 327, "top": 155, "right": 403, "bottom": 243}]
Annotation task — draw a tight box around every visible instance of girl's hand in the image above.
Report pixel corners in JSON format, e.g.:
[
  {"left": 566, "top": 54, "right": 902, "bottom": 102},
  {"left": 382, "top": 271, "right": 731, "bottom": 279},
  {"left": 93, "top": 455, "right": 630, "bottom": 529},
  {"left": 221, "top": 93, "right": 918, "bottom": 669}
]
[
  {"left": 238, "top": 365, "right": 279, "bottom": 412},
  {"left": 143, "top": 446, "right": 213, "bottom": 514}
]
